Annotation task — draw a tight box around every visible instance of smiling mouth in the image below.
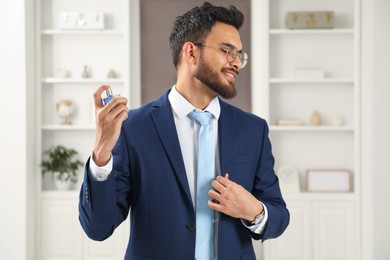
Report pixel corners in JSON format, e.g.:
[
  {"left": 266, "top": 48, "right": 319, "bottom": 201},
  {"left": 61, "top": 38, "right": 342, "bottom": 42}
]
[
  {"left": 222, "top": 69, "right": 238, "bottom": 82},
  {"left": 224, "top": 72, "right": 235, "bottom": 78}
]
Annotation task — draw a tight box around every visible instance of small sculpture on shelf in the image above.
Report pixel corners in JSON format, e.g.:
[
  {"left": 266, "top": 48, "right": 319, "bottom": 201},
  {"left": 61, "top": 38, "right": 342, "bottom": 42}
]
[
  {"left": 81, "top": 65, "right": 90, "bottom": 78},
  {"left": 332, "top": 115, "right": 344, "bottom": 126},
  {"left": 107, "top": 69, "right": 117, "bottom": 78},
  {"left": 310, "top": 110, "right": 321, "bottom": 126},
  {"left": 56, "top": 99, "right": 74, "bottom": 125}
]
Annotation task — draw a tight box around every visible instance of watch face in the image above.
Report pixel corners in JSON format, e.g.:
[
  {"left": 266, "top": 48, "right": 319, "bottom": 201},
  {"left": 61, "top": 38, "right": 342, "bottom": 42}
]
[{"left": 255, "top": 211, "right": 265, "bottom": 223}]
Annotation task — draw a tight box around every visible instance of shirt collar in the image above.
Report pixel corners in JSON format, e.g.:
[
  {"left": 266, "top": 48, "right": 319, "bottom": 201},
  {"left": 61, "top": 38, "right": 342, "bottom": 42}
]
[{"left": 168, "top": 85, "right": 221, "bottom": 120}]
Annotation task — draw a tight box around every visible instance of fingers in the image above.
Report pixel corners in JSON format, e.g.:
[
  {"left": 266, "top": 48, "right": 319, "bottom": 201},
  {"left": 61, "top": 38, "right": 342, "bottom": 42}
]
[
  {"left": 208, "top": 199, "right": 223, "bottom": 211},
  {"left": 213, "top": 174, "right": 231, "bottom": 189},
  {"left": 211, "top": 178, "right": 226, "bottom": 194},
  {"left": 92, "top": 84, "right": 129, "bottom": 123},
  {"left": 110, "top": 106, "right": 129, "bottom": 125},
  {"left": 104, "top": 97, "right": 129, "bottom": 120},
  {"left": 93, "top": 85, "right": 111, "bottom": 108},
  {"left": 209, "top": 174, "right": 232, "bottom": 203},
  {"left": 118, "top": 109, "right": 129, "bottom": 122}
]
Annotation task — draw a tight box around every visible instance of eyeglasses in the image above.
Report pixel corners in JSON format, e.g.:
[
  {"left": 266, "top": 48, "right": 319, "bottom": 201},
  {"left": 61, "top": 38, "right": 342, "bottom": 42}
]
[{"left": 193, "top": 43, "right": 249, "bottom": 68}]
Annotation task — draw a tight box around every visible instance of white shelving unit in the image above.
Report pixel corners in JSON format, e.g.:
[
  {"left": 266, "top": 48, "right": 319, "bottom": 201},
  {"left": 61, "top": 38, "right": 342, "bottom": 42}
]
[
  {"left": 36, "top": 0, "right": 131, "bottom": 190},
  {"left": 33, "top": 0, "right": 362, "bottom": 259},
  {"left": 251, "top": 0, "right": 361, "bottom": 259},
  {"left": 34, "top": 0, "right": 140, "bottom": 259}
]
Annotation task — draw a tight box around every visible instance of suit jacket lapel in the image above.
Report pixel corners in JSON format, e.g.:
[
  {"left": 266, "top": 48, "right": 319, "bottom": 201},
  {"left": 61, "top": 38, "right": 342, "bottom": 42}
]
[
  {"left": 218, "top": 100, "right": 235, "bottom": 176},
  {"left": 151, "top": 91, "right": 194, "bottom": 207}
]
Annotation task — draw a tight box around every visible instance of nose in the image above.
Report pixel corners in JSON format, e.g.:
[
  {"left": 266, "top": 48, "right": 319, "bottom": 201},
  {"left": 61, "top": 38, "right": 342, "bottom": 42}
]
[{"left": 229, "top": 58, "right": 242, "bottom": 71}]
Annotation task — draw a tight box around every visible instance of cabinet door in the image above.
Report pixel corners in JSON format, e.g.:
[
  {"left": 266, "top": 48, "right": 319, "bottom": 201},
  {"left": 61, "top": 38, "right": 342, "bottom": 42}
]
[
  {"left": 40, "top": 196, "right": 130, "bottom": 260},
  {"left": 313, "top": 202, "right": 357, "bottom": 260},
  {"left": 40, "top": 198, "right": 82, "bottom": 260},
  {"left": 83, "top": 217, "right": 129, "bottom": 260},
  {"left": 263, "top": 202, "right": 312, "bottom": 260}
]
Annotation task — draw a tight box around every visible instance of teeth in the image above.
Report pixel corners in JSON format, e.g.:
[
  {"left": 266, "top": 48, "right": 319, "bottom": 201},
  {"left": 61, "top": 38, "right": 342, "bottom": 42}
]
[{"left": 225, "top": 72, "right": 235, "bottom": 78}]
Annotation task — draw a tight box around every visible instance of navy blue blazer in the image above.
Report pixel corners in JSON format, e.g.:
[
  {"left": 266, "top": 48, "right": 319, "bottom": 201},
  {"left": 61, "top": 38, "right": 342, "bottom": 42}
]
[{"left": 79, "top": 90, "right": 289, "bottom": 259}]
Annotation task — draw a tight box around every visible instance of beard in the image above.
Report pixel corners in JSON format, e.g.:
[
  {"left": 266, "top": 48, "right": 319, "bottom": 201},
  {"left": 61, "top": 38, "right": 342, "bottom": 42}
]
[{"left": 194, "top": 55, "right": 237, "bottom": 99}]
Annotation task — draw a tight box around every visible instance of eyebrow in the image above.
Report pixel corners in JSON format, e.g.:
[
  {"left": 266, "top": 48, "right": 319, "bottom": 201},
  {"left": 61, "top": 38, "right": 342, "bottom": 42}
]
[{"left": 219, "top": 42, "right": 243, "bottom": 53}]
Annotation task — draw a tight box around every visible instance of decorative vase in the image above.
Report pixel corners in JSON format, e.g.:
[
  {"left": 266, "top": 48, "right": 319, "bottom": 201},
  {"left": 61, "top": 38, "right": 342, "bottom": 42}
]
[
  {"left": 82, "top": 65, "right": 90, "bottom": 78},
  {"left": 53, "top": 172, "right": 73, "bottom": 191},
  {"left": 310, "top": 110, "right": 321, "bottom": 126}
]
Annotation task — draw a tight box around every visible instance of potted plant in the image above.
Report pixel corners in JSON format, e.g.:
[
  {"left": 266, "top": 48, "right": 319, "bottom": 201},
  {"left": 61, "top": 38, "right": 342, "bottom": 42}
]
[{"left": 41, "top": 145, "right": 84, "bottom": 190}]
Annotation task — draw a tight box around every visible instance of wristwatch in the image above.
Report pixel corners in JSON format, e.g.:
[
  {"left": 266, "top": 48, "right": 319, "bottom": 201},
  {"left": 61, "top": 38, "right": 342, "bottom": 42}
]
[{"left": 251, "top": 210, "right": 265, "bottom": 224}]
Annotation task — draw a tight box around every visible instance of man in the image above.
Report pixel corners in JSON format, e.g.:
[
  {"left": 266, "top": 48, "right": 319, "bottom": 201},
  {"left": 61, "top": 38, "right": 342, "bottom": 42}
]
[{"left": 79, "top": 2, "right": 289, "bottom": 259}]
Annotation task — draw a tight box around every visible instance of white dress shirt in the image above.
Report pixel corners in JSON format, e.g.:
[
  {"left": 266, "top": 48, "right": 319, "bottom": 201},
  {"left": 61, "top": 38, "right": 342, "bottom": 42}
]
[{"left": 89, "top": 86, "right": 268, "bottom": 234}]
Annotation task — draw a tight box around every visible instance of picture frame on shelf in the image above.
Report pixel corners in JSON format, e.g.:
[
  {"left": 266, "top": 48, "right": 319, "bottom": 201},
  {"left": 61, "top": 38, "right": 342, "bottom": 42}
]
[{"left": 306, "top": 169, "right": 352, "bottom": 192}]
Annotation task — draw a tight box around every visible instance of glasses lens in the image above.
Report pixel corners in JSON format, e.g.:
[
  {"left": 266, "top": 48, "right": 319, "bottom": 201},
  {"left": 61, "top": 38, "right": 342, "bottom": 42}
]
[
  {"left": 226, "top": 48, "right": 248, "bottom": 68},
  {"left": 240, "top": 53, "right": 248, "bottom": 68},
  {"left": 226, "top": 48, "right": 236, "bottom": 63}
]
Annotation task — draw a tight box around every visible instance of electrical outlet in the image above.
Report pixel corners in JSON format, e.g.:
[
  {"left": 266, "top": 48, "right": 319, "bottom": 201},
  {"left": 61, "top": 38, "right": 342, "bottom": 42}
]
[{"left": 58, "top": 12, "right": 105, "bottom": 30}]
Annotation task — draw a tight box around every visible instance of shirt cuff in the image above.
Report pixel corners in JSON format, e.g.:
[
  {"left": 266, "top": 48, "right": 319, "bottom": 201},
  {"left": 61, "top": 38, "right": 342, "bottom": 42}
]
[
  {"left": 89, "top": 153, "right": 113, "bottom": 181},
  {"left": 241, "top": 202, "right": 269, "bottom": 234}
]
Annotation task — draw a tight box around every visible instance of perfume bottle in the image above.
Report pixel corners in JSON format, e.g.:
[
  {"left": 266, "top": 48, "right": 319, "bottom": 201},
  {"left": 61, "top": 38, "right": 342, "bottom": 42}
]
[{"left": 101, "top": 87, "right": 118, "bottom": 105}]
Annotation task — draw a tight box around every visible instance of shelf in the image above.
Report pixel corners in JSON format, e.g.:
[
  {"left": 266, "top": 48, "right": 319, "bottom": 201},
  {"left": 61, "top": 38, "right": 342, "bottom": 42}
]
[
  {"left": 270, "top": 126, "right": 354, "bottom": 132},
  {"left": 269, "top": 28, "right": 354, "bottom": 35},
  {"left": 41, "top": 29, "right": 124, "bottom": 35},
  {"left": 269, "top": 78, "right": 354, "bottom": 84},
  {"left": 42, "top": 78, "right": 124, "bottom": 84},
  {"left": 283, "top": 192, "right": 357, "bottom": 202},
  {"left": 39, "top": 190, "right": 79, "bottom": 199},
  {"left": 42, "top": 125, "right": 95, "bottom": 131}
]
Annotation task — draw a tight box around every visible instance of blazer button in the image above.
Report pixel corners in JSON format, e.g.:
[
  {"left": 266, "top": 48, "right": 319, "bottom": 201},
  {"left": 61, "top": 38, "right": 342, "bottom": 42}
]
[{"left": 186, "top": 224, "right": 196, "bottom": 232}]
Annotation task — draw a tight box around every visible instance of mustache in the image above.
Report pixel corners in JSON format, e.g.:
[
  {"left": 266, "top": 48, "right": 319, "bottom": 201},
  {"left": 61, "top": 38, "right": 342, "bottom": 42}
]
[{"left": 222, "top": 67, "right": 239, "bottom": 75}]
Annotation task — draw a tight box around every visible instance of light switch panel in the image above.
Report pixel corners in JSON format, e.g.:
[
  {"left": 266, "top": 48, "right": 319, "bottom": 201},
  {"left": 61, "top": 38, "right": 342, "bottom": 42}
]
[{"left": 59, "top": 12, "right": 105, "bottom": 30}]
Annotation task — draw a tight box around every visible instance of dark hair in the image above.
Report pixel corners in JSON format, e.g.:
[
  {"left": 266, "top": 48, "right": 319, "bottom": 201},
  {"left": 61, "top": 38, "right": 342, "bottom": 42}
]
[{"left": 169, "top": 2, "right": 244, "bottom": 68}]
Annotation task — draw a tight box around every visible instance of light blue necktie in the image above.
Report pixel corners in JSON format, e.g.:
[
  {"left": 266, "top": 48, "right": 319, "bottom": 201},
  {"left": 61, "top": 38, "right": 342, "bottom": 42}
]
[{"left": 189, "top": 111, "right": 215, "bottom": 260}]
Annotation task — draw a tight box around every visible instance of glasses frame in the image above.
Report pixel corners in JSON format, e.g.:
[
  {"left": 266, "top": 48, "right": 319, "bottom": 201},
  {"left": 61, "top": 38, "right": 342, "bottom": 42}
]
[{"left": 193, "top": 42, "right": 248, "bottom": 68}]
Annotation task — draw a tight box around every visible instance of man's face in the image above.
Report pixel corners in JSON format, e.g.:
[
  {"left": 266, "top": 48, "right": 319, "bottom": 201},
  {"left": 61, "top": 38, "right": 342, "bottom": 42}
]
[{"left": 194, "top": 22, "right": 244, "bottom": 99}]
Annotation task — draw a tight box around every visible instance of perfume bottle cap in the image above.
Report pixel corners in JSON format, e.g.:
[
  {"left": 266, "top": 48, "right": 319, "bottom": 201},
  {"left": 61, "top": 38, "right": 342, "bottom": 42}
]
[{"left": 105, "top": 87, "right": 113, "bottom": 97}]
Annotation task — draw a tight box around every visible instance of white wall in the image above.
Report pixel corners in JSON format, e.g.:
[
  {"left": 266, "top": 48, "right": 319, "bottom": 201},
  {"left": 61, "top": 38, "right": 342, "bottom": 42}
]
[
  {"left": 0, "top": 0, "right": 35, "bottom": 259},
  {"left": 371, "top": 0, "right": 390, "bottom": 258},
  {"left": 362, "top": 0, "right": 390, "bottom": 259}
]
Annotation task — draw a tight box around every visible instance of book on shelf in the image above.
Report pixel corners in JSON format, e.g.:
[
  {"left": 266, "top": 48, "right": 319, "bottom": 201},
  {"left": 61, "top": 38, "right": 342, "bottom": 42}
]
[{"left": 276, "top": 119, "right": 304, "bottom": 126}]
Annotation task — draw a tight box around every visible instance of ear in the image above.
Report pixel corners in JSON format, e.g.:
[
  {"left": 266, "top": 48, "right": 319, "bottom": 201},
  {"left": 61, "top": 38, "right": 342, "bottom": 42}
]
[{"left": 182, "top": 42, "right": 197, "bottom": 65}]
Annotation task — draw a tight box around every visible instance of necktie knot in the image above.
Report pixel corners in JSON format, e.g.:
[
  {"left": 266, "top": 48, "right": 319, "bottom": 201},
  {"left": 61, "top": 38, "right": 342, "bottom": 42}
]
[{"left": 189, "top": 111, "right": 212, "bottom": 126}]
